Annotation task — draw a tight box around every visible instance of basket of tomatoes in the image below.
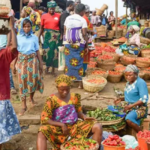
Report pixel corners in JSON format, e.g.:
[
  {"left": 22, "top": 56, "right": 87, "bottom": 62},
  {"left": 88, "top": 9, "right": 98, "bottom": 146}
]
[
  {"left": 102, "top": 135, "right": 126, "bottom": 150},
  {"left": 97, "top": 55, "right": 114, "bottom": 63},
  {"left": 136, "top": 58, "right": 150, "bottom": 68},
  {"left": 108, "top": 71, "right": 123, "bottom": 83},
  {"left": 60, "top": 138, "right": 99, "bottom": 150},
  {"left": 114, "top": 64, "right": 126, "bottom": 74},
  {"left": 120, "top": 55, "right": 136, "bottom": 66},
  {"left": 141, "top": 49, "right": 150, "bottom": 58},
  {"left": 83, "top": 76, "right": 107, "bottom": 93}
]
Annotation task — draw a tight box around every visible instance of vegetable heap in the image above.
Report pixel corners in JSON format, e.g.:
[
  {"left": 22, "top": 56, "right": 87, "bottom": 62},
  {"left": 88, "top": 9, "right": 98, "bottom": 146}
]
[
  {"left": 103, "top": 135, "right": 125, "bottom": 146},
  {"left": 91, "top": 70, "right": 107, "bottom": 75},
  {"left": 103, "top": 46, "right": 116, "bottom": 53},
  {"left": 87, "top": 108, "right": 121, "bottom": 121},
  {"left": 63, "top": 138, "right": 97, "bottom": 150},
  {"left": 98, "top": 55, "right": 113, "bottom": 61},
  {"left": 86, "top": 79, "right": 105, "bottom": 84},
  {"left": 137, "top": 130, "right": 150, "bottom": 139}
]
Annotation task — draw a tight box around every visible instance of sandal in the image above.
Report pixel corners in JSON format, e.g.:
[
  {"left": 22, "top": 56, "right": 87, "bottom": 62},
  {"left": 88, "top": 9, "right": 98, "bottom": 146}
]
[{"left": 19, "top": 107, "right": 27, "bottom": 116}]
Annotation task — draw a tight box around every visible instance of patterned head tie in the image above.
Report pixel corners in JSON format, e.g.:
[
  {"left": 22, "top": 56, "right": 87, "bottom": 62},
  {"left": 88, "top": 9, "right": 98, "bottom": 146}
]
[
  {"left": 30, "top": 12, "right": 37, "bottom": 20},
  {"left": 55, "top": 74, "right": 71, "bottom": 87},
  {"left": 47, "top": 1, "right": 57, "bottom": 8},
  {"left": 124, "top": 65, "right": 139, "bottom": 74},
  {"left": 23, "top": 6, "right": 32, "bottom": 15}
]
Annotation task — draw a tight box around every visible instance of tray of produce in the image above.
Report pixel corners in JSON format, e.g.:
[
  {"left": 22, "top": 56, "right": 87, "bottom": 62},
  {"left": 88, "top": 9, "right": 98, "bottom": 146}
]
[
  {"left": 61, "top": 138, "right": 99, "bottom": 150},
  {"left": 103, "top": 121, "right": 126, "bottom": 132},
  {"left": 86, "top": 108, "right": 124, "bottom": 125}
]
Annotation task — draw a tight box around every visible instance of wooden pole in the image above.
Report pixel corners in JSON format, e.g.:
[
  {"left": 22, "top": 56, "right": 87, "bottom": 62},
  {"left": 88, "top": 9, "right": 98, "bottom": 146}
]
[
  {"left": 115, "top": 0, "right": 118, "bottom": 38},
  {"left": 20, "top": 0, "right": 23, "bottom": 14}
]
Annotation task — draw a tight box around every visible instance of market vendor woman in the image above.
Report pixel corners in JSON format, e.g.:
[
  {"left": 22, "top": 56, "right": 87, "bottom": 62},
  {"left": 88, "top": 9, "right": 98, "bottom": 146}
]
[
  {"left": 115, "top": 65, "right": 148, "bottom": 133},
  {"left": 37, "top": 74, "right": 102, "bottom": 150}
]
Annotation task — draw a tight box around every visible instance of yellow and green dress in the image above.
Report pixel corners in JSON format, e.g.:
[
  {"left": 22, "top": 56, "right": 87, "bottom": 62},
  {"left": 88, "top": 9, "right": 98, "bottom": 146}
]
[{"left": 39, "top": 93, "right": 95, "bottom": 150}]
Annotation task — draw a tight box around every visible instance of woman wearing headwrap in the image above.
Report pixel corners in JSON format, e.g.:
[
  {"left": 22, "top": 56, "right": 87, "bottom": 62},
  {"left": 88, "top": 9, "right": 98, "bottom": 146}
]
[
  {"left": 30, "top": 12, "right": 40, "bottom": 35},
  {"left": 38, "top": 1, "right": 61, "bottom": 76},
  {"left": 63, "top": 3, "right": 89, "bottom": 88},
  {"left": 114, "top": 65, "right": 148, "bottom": 132},
  {"left": 108, "top": 11, "right": 115, "bottom": 26},
  {"left": 120, "top": 25, "right": 141, "bottom": 55},
  {"left": 16, "top": 18, "right": 44, "bottom": 115},
  {"left": 37, "top": 74, "right": 102, "bottom": 150}
]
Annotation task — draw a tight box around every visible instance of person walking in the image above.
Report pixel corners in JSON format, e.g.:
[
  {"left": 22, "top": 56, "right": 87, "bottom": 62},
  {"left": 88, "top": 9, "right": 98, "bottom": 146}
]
[
  {"left": 38, "top": 1, "right": 61, "bottom": 76},
  {"left": 63, "top": 4, "right": 88, "bottom": 88},
  {"left": 0, "top": 16, "right": 21, "bottom": 150},
  {"left": 17, "top": 18, "right": 44, "bottom": 116}
]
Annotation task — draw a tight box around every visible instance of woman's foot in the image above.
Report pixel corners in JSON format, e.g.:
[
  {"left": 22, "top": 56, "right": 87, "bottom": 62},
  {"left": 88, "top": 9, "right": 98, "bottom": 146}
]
[
  {"left": 30, "top": 99, "right": 38, "bottom": 107},
  {"left": 19, "top": 107, "right": 27, "bottom": 116}
]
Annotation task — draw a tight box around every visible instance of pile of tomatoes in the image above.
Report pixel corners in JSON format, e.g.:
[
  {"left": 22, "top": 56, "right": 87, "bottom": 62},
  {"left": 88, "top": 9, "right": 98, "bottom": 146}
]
[
  {"left": 103, "top": 46, "right": 116, "bottom": 53},
  {"left": 98, "top": 55, "right": 113, "bottom": 60},
  {"left": 88, "top": 61, "right": 97, "bottom": 68},
  {"left": 103, "top": 135, "right": 126, "bottom": 147},
  {"left": 87, "top": 79, "right": 105, "bottom": 84},
  {"left": 137, "top": 130, "right": 150, "bottom": 139},
  {"left": 109, "top": 71, "right": 122, "bottom": 75},
  {"left": 92, "top": 70, "right": 106, "bottom": 75}
]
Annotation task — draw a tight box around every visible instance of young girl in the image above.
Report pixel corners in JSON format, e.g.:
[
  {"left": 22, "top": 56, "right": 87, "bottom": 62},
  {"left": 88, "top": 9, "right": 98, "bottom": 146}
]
[{"left": 17, "top": 18, "right": 44, "bottom": 116}]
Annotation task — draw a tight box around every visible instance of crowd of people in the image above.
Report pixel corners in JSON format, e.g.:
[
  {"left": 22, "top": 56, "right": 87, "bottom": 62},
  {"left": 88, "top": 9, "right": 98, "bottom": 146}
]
[{"left": 0, "top": 0, "right": 149, "bottom": 150}]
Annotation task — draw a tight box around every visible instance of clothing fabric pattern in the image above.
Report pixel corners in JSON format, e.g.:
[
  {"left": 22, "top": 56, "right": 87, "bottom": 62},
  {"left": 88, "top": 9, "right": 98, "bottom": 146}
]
[
  {"left": 0, "top": 100, "right": 21, "bottom": 144},
  {"left": 17, "top": 53, "right": 44, "bottom": 99},
  {"left": 39, "top": 93, "right": 95, "bottom": 150},
  {"left": 43, "top": 29, "right": 61, "bottom": 68},
  {"left": 10, "top": 69, "right": 15, "bottom": 89},
  {"left": 64, "top": 44, "right": 84, "bottom": 81}
]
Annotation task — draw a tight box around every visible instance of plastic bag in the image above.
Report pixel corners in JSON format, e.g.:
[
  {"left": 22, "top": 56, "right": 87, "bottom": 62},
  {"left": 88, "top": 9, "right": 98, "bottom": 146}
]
[
  {"left": 58, "top": 46, "right": 65, "bottom": 71},
  {"left": 0, "top": 0, "right": 11, "bottom": 16},
  {"left": 122, "top": 135, "right": 138, "bottom": 149}
]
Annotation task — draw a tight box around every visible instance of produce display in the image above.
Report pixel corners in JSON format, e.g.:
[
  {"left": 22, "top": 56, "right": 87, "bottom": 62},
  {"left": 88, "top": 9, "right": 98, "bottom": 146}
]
[
  {"left": 137, "top": 57, "right": 150, "bottom": 62},
  {"left": 91, "top": 70, "right": 107, "bottom": 75},
  {"left": 87, "top": 79, "right": 105, "bottom": 84},
  {"left": 109, "top": 71, "right": 122, "bottom": 76},
  {"left": 103, "top": 46, "right": 116, "bottom": 53},
  {"left": 114, "top": 66, "right": 126, "bottom": 73},
  {"left": 62, "top": 138, "right": 98, "bottom": 150},
  {"left": 103, "top": 135, "right": 126, "bottom": 146},
  {"left": 103, "top": 121, "right": 126, "bottom": 131},
  {"left": 98, "top": 55, "right": 113, "bottom": 61},
  {"left": 87, "top": 108, "right": 121, "bottom": 121},
  {"left": 88, "top": 61, "right": 97, "bottom": 68},
  {"left": 137, "top": 130, "right": 150, "bottom": 139}
]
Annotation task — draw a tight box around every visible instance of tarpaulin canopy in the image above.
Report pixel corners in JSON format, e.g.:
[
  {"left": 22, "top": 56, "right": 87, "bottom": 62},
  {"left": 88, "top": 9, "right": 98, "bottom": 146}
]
[{"left": 122, "top": 0, "right": 150, "bottom": 13}]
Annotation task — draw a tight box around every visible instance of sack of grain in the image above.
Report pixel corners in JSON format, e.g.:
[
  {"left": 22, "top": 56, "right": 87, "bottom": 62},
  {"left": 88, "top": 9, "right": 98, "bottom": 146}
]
[{"left": 0, "top": 0, "right": 11, "bottom": 16}]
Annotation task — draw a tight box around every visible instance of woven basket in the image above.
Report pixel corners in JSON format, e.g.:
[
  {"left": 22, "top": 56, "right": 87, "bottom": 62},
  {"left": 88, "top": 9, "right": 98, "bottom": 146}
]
[
  {"left": 87, "top": 68, "right": 108, "bottom": 79},
  {"left": 108, "top": 30, "right": 115, "bottom": 38},
  {"left": 98, "top": 117, "right": 124, "bottom": 125},
  {"left": 140, "top": 37, "right": 150, "bottom": 45},
  {"left": 143, "top": 70, "right": 150, "bottom": 80},
  {"left": 102, "top": 51, "right": 120, "bottom": 63},
  {"left": 107, "top": 73, "right": 123, "bottom": 83},
  {"left": 61, "top": 140, "right": 99, "bottom": 150},
  {"left": 103, "top": 124, "right": 126, "bottom": 132},
  {"left": 141, "top": 49, "right": 150, "bottom": 57},
  {"left": 114, "top": 66, "right": 126, "bottom": 73},
  {"left": 97, "top": 61, "right": 115, "bottom": 71},
  {"left": 139, "top": 71, "right": 145, "bottom": 79},
  {"left": 83, "top": 76, "right": 107, "bottom": 93},
  {"left": 136, "top": 61, "right": 150, "bottom": 68},
  {"left": 120, "top": 55, "right": 136, "bottom": 66}
]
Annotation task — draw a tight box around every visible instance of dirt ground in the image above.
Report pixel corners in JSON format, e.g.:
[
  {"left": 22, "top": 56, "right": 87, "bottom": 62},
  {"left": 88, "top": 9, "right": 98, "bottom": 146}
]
[{"left": 2, "top": 70, "right": 128, "bottom": 150}]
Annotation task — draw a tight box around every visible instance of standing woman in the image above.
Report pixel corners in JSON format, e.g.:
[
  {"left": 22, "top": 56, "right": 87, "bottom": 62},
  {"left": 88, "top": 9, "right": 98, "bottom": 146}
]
[
  {"left": 108, "top": 11, "right": 115, "bottom": 26},
  {"left": 38, "top": 1, "right": 61, "bottom": 76},
  {"left": 17, "top": 18, "right": 44, "bottom": 116},
  {"left": 63, "top": 4, "right": 88, "bottom": 88}
]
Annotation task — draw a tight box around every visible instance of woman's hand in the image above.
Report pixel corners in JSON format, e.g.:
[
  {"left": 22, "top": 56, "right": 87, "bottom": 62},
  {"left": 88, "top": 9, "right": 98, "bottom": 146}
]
[
  {"left": 61, "top": 124, "right": 70, "bottom": 135},
  {"left": 124, "top": 105, "right": 132, "bottom": 112},
  {"left": 114, "top": 98, "right": 122, "bottom": 105}
]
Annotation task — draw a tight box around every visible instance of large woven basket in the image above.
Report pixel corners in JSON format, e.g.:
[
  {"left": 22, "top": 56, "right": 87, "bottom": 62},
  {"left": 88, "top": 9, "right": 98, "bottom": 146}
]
[
  {"left": 140, "top": 37, "right": 150, "bottom": 45},
  {"left": 60, "top": 140, "right": 99, "bottom": 150},
  {"left": 136, "top": 58, "right": 150, "bottom": 68},
  {"left": 87, "top": 68, "right": 109, "bottom": 79},
  {"left": 141, "top": 49, "right": 150, "bottom": 57},
  {"left": 97, "top": 61, "right": 115, "bottom": 71},
  {"left": 120, "top": 55, "right": 136, "bottom": 66},
  {"left": 107, "top": 73, "right": 123, "bottom": 83},
  {"left": 83, "top": 76, "right": 107, "bottom": 93},
  {"left": 97, "top": 117, "right": 124, "bottom": 125}
]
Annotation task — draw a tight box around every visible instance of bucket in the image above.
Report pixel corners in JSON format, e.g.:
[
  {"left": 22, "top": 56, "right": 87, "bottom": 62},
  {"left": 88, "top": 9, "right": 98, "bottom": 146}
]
[
  {"left": 103, "top": 144, "right": 125, "bottom": 150},
  {"left": 100, "top": 4, "right": 108, "bottom": 12},
  {"left": 137, "top": 135, "right": 148, "bottom": 150}
]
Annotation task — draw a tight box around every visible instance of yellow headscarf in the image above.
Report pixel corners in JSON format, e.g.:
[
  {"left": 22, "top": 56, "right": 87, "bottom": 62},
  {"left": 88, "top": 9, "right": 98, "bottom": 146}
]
[{"left": 55, "top": 75, "right": 71, "bottom": 87}]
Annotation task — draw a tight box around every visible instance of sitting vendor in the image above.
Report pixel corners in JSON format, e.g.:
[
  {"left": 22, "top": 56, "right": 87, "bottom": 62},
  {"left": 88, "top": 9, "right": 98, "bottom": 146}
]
[
  {"left": 121, "top": 25, "right": 141, "bottom": 55},
  {"left": 115, "top": 65, "right": 148, "bottom": 133},
  {"left": 37, "top": 74, "right": 102, "bottom": 150}
]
